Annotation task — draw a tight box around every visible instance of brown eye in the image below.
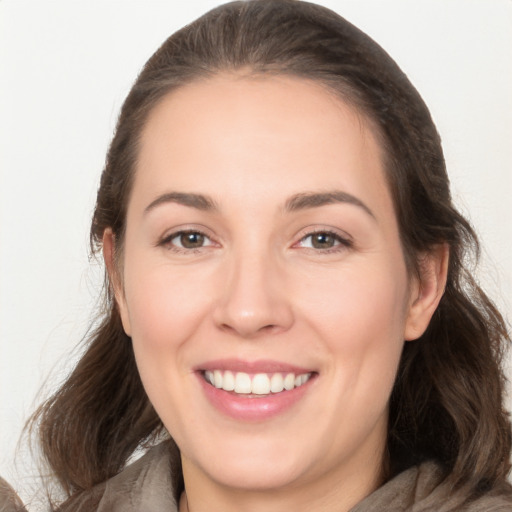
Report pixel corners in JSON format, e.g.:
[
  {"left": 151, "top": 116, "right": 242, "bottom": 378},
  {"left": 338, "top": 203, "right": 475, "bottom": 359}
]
[
  {"left": 297, "top": 231, "right": 352, "bottom": 251},
  {"left": 310, "top": 233, "right": 337, "bottom": 249},
  {"left": 179, "top": 232, "right": 206, "bottom": 249},
  {"left": 163, "top": 230, "right": 214, "bottom": 251}
]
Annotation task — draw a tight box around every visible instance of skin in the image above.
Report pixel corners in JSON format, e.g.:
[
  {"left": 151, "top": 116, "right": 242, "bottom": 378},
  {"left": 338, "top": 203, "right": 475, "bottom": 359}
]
[{"left": 104, "top": 74, "right": 448, "bottom": 512}]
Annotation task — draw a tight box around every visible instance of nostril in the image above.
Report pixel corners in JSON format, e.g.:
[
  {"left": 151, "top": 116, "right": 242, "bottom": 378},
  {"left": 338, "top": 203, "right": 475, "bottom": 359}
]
[{"left": 218, "top": 322, "right": 278, "bottom": 337}]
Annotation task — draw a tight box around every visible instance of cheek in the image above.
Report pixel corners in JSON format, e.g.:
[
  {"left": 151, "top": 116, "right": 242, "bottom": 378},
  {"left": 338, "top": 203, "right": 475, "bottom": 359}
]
[
  {"left": 120, "top": 255, "right": 219, "bottom": 379},
  {"left": 301, "top": 260, "right": 409, "bottom": 340},
  {"left": 120, "top": 258, "right": 217, "bottom": 424},
  {"left": 296, "top": 256, "right": 410, "bottom": 392},
  {"left": 126, "top": 275, "right": 195, "bottom": 346}
]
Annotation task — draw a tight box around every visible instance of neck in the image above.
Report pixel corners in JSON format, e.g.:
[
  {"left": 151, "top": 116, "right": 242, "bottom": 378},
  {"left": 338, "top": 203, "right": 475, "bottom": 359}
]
[{"left": 180, "top": 449, "right": 384, "bottom": 512}]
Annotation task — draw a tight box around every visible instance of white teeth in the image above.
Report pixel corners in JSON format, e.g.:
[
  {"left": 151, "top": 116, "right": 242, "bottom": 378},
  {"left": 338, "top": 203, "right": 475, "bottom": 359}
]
[
  {"left": 284, "top": 373, "right": 295, "bottom": 391},
  {"left": 214, "top": 370, "right": 223, "bottom": 389},
  {"left": 223, "top": 370, "right": 235, "bottom": 391},
  {"left": 251, "top": 373, "right": 271, "bottom": 395},
  {"left": 204, "top": 370, "right": 312, "bottom": 395},
  {"left": 234, "top": 372, "right": 252, "bottom": 394},
  {"left": 270, "top": 373, "right": 284, "bottom": 393},
  {"left": 205, "top": 370, "right": 214, "bottom": 385}
]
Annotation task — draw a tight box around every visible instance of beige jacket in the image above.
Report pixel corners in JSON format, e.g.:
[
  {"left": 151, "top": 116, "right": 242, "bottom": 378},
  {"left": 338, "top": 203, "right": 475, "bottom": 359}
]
[
  {"left": 60, "top": 443, "right": 512, "bottom": 511},
  {"left": 3, "top": 444, "right": 512, "bottom": 511}
]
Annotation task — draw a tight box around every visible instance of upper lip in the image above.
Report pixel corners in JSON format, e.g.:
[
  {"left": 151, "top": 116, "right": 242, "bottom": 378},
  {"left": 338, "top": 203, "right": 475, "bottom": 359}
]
[{"left": 195, "top": 358, "right": 315, "bottom": 374}]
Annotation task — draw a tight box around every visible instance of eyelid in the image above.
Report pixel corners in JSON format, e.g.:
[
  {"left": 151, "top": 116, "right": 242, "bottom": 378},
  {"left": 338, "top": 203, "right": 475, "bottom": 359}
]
[
  {"left": 157, "top": 225, "right": 219, "bottom": 251},
  {"left": 172, "top": 231, "right": 214, "bottom": 248},
  {"left": 293, "top": 227, "right": 354, "bottom": 250},
  {"left": 156, "top": 224, "right": 353, "bottom": 253}
]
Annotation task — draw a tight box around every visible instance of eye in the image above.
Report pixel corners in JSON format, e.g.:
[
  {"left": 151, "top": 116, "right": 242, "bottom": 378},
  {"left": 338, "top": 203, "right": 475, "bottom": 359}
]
[
  {"left": 162, "top": 230, "right": 214, "bottom": 250},
  {"left": 297, "top": 230, "right": 352, "bottom": 251}
]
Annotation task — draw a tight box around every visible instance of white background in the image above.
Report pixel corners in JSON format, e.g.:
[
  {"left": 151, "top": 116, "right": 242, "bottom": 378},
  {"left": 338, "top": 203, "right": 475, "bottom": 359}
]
[{"left": 1, "top": 0, "right": 511, "bottom": 505}]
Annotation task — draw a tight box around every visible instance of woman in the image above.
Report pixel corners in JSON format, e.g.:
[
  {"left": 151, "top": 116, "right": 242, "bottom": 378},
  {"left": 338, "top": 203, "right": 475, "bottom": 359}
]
[{"left": 6, "top": 0, "right": 512, "bottom": 510}]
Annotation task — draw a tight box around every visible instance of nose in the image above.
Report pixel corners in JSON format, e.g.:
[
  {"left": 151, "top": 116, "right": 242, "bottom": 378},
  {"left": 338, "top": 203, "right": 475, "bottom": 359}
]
[{"left": 213, "top": 249, "right": 294, "bottom": 339}]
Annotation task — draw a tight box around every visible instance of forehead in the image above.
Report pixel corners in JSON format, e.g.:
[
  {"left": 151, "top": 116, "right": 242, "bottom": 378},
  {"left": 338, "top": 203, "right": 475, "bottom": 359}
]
[{"left": 133, "top": 73, "right": 392, "bottom": 219}]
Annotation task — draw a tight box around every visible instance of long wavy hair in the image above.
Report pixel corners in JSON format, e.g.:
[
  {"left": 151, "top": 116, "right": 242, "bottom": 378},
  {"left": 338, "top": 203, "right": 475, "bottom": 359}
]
[{"left": 31, "top": 0, "right": 511, "bottom": 506}]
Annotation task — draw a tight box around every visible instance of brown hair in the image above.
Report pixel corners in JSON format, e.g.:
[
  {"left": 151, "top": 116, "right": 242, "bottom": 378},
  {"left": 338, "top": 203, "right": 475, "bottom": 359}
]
[{"left": 31, "top": 0, "right": 511, "bottom": 505}]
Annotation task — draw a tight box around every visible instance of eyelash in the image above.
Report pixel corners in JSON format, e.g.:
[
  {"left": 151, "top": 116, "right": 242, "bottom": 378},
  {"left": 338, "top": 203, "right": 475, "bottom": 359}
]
[
  {"left": 295, "top": 229, "right": 353, "bottom": 253},
  {"left": 159, "top": 229, "right": 216, "bottom": 254},
  {"left": 158, "top": 228, "right": 353, "bottom": 254}
]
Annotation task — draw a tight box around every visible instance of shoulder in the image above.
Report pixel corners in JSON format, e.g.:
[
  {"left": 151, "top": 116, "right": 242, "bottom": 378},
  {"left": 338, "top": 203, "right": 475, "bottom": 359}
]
[
  {"left": 350, "top": 461, "right": 512, "bottom": 512},
  {"left": 58, "top": 442, "right": 178, "bottom": 512},
  {"left": 456, "top": 483, "right": 512, "bottom": 512}
]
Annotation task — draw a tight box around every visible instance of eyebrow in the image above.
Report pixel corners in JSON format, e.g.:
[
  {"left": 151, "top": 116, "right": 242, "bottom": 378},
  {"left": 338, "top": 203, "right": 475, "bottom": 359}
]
[
  {"left": 144, "top": 192, "right": 219, "bottom": 214},
  {"left": 285, "top": 191, "right": 375, "bottom": 219},
  {"left": 144, "top": 189, "right": 375, "bottom": 219}
]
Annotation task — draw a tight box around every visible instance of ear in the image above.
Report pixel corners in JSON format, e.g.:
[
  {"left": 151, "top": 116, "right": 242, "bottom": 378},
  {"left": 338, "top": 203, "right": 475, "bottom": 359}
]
[
  {"left": 404, "top": 244, "right": 449, "bottom": 341},
  {"left": 102, "top": 228, "right": 132, "bottom": 336}
]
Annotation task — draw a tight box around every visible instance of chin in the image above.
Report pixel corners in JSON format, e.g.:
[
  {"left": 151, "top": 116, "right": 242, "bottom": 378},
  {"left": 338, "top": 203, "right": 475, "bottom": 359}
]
[
  {"left": 182, "top": 434, "right": 317, "bottom": 491},
  {"left": 204, "top": 458, "right": 307, "bottom": 491}
]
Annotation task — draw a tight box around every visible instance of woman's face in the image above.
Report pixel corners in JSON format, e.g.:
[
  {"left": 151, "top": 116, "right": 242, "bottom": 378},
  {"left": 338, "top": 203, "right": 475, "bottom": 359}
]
[{"left": 112, "top": 75, "right": 428, "bottom": 497}]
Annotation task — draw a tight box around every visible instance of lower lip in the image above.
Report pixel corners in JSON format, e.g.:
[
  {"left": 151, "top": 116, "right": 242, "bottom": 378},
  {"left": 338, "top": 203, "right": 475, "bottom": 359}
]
[{"left": 197, "top": 373, "right": 314, "bottom": 421}]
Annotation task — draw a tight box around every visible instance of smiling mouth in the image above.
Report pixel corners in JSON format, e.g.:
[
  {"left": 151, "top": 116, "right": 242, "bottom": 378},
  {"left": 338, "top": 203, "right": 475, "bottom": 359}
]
[{"left": 202, "top": 370, "right": 314, "bottom": 396}]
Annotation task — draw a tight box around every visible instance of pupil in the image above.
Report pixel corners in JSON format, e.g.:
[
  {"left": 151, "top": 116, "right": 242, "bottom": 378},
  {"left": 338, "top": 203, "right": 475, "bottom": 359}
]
[
  {"left": 312, "top": 233, "right": 333, "bottom": 249},
  {"left": 181, "top": 232, "right": 204, "bottom": 248}
]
